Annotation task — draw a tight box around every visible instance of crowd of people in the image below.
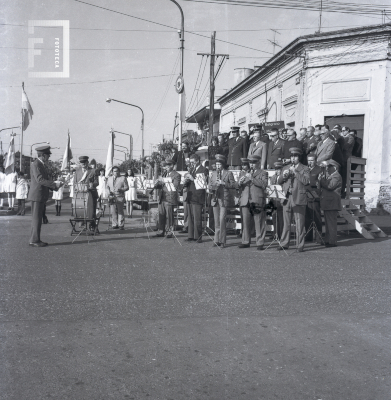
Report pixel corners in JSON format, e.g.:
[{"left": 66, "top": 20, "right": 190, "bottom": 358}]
[{"left": 10, "top": 122, "right": 362, "bottom": 250}]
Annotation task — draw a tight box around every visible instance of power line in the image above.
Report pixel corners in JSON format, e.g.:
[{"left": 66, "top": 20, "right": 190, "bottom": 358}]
[{"left": 1, "top": 46, "right": 180, "bottom": 51}]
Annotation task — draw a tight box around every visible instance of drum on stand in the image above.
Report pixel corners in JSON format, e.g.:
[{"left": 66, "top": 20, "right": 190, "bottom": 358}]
[{"left": 73, "top": 183, "right": 90, "bottom": 219}]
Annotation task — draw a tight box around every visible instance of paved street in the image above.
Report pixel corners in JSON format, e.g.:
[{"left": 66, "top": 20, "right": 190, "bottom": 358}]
[{"left": 1, "top": 198, "right": 391, "bottom": 400}]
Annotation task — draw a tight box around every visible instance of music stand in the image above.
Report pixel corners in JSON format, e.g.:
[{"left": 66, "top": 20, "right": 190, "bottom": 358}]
[
  {"left": 304, "top": 189, "right": 325, "bottom": 245},
  {"left": 265, "top": 185, "right": 288, "bottom": 255}
]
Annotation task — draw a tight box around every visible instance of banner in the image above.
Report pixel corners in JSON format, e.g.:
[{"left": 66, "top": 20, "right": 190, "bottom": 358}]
[
  {"left": 105, "top": 131, "right": 115, "bottom": 178},
  {"left": 61, "top": 130, "right": 73, "bottom": 171},
  {"left": 5, "top": 136, "right": 15, "bottom": 174},
  {"left": 22, "top": 84, "right": 34, "bottom": 131}
]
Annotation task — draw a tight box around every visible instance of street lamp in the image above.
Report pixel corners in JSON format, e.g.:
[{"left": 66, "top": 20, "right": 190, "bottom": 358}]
[
  {"left": 114, "top": 148, "right": 127, "bottom": 161},
  {"left": 112, "top": 130, "right": 133, "bottom": 160},
  {"left": 0, "top": 126, "right": 20, "bottom": 134},
  {"left": 30, "top": 141, "right": 50, "bottom": 157},
  {"left": 106, "top": 98, "right": 144, "bottom": 172},
  {"left": 114, "top": 144, "right": 129, "bottom": 159},
  {"left": 169, "top": 0, "right": 184, "bottom": 149}
]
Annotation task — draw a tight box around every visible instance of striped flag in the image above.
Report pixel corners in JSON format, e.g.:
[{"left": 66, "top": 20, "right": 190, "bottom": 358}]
[
  {"left": 22, "top": 84, "right": 34, "bottom": 131},
  {"left": 105, "top": 130, "right": 115, "bottom": 177},
  {"left": 61, "top": 130, "right": 73, "bottom": 171},
  {"left": 5, "top": 136, "right": 15, "bottom": 174}
]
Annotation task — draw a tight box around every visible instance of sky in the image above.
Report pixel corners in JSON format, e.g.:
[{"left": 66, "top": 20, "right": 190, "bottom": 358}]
[{"left": 0, "top": 0, "right": 386, "bottom": 164}]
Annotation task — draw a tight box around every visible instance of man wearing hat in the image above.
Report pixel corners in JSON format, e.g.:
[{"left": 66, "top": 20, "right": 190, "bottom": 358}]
[
  {"left": 319, "top": 159, "right": 342, "bottom": 247},
  {"left": 28, "top": 145, "right": 63, "bottom": 247},
  {"left": 266, "top": 128, "right": 285, "bottom": 169},
  {"left": 227, "top": 126, "right": 248, "bottom": 169},
  {"left": 278, "top": 147, "right": 310, "bottom": 252},
  {"left": 208, "top": 154, "right": 236, "bottom": 248},
  {"left": 305, "top": 153, "right": 323, "bottom": 243},
  {"left": 237, "top": 154, "right": 269, "bottom": 250},
  {"left": 74, "top": 156, "right": 99, "bottom": 229},
  {"left": 106, "top": 166, "right": 129, "bottom": 230},
  {"left": 154, "top": 159, "right": 181, "bottom": 238},
  {"left": 269, "top": 161, "right": 284, "bottom": 239},
  {"left": 247, "top": 125, "right": 267, "bottom": 169}
]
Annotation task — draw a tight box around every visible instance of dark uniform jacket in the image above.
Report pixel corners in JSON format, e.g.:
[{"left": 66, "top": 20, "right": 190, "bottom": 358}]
[
  {"left": 267, "top": 139, "right": 285, "bottom": 169},
  {"left": 208, "top": 169, "right": 236, "bottom": 207},
  {"left": 183, "top": 164, "right": 208, "bottom": 205},
  {"left": 227, "top": 136, "right": 247, "bottom": 166},
  {"left": 74, "top": 166, "right": 99, "bottom": 200},
  {"left": 282, "top": 139, "right": 304, "bottom": 160},
  {"left": 277, "top": 163, "right": 310, "bottom": 206},
  {"left": 237, "top": 169, "right": 268, "bottom": 207},
  {"left": 157, "top": 170, "right": 181, "bottom": 206},
  {"left": 319, "top": 170, "right": 342, "bottom": 211},
  {"left": 305, "top": 165, "right": 322, "bottom": 201},
  {"left": 28, "top": 159, "right": 57, "bottom": 203}
]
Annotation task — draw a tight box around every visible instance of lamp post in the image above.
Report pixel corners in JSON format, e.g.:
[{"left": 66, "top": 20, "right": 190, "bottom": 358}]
[
  {"left": 113, "top": 130, "right": 133, "bottom": 159},
  {"left": 169, "top": 0, "right": 184, "bottom": 149},
  {"left": 0, "top": 126, "right": 20, "bottom": 134},
  {"left": 115, "top": 144, "right": 129, "bottom": 159},
  {"left": 30, "top": 141, "right": 50, "bottom": 157},
  {"left": 106, "top": 98, "right": 144, "bottom": 172}
]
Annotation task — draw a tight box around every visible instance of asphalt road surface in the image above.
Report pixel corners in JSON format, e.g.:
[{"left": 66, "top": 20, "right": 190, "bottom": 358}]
[{"left": 1, "top": 199, "right": 390, "bottom": 400}]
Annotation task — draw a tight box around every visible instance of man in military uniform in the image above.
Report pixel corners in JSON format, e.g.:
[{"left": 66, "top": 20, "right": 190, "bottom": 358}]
[
  {"left": 227, "top": 126, "right": 248, "bottom": 169},
  {"left": 74, "top": 156, "right": 99, "bottom": 229},
  {"left": 237, "top": 154, "right": 269, "bottom": 250},
  {"left": 28, "top": 146, "right": 63, "bottom": 247},
  {"left": 155, "top": 159, "right": 181, "bottom": 238},
  {"left": 304, "top": 153, "right": 323, "bottom": 243},
  {"left": 278, "top": 147, "right": 310, "bottom": 252},
  {"left": 319, "top": 159, "right": 342, "bottom": 247},
  {"left": 282, "top": 130, "right": 304, "bottom": 163},
  {"left": 269, "top": 161, "right": 284, "bottom": 239},
  {"left": 266, "top": 128, "right": 285, "bottom": 169},
  {"left": 208, "top": 154, "right": 236, "bottom": 248}
]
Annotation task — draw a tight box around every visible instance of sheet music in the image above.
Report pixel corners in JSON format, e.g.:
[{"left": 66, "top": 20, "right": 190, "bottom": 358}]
[
  {"left": 230, "top": 170, "right": 241, "bottom": 181},
  {"left": 144, "top": 179, "right": 154, "bottom": 189},
  {"left": 267, "top": 184, "right": 286, "bottom": 199},
  {"left": 195, "top": 173, "right": 207, "bottom": 190},
  {"left": 163, "top": 177, "right": 176, "bottom": 192},
  {"left": 135, "top": 175, "right": 146, "bottom": 190}
]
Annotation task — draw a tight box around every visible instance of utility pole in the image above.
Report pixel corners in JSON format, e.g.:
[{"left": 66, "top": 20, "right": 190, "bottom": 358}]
[
  {"left": 268, "top": 29, "right": 281, "bottom": 55},
  {"left": 318, "top": 0, "right": 323, "bottom": 33},
  {"left": 172, "top": 112, "right": 178, "bottom": 141},
  {"left": 197, "top": 33, "right": 229, "bottom": 144}
]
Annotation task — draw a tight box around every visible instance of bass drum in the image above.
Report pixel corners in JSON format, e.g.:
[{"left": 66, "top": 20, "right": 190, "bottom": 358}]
[{"left": 73, "top": 183, "right": 91, "bottom": 219}]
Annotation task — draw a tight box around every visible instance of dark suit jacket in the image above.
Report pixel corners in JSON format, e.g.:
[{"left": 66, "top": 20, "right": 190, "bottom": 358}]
[
  {"left": 238, "top": 169, "right": 268, "bottom": 207},
  {"left": 320, "top": 171, "right": 342, "bottom": 211},
  {"left": 307, "top": 165, "right": 322, "bottom": 188},
  {"left": 278, "top": 163, "right": 310, "bottom": 206},
  {"left": 208, "top": 169, "right": 236, "bottom": 207},
  {"left": 228, "top": 137, "right": 247, "bottom": 166},
  {"left": 267, "top": 139, "right": 285, "bottom": 169},
  {"left": 157, "top": 170, "right": 181, "bottom": 205},
  {"left": 184, "top": 165, "right": 208, "bottom": 205},
  {"left": 352, "top": 137, "right": 363, "bottom": 157},
  {"left": 27, "top": 159, "right": 57, "bottom": 203},
  {"left": 282, "top": 139, "right": 304, "bottom": 160},
  {"left": 247, "top": 141, "right": 267, "bottom": 169},
  {"left": 172, "top": 150, "right": 192, "bottom": 171}
]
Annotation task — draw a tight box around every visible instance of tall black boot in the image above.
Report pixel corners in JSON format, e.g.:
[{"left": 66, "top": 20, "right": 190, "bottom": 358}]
[
  {"left": 58, "top": 205, "right": 61, "bottom": 216},
  {"left": 55, "top": 205, "right": 59, "bottom": 216}
]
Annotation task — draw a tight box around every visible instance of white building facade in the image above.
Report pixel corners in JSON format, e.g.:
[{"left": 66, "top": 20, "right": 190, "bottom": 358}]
[{"left": 218, "top": 24, "right": 391, "bottom": 212}]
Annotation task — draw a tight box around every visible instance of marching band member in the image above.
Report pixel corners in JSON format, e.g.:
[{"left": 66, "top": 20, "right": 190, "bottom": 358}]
[
  {"left": 183, "top": 153, "right": 208, "bottom": 243},
  {"left": 154, "top": 159, "right": 181, "bottom": 238},
  {"left": 277, "top": 147, "right": 310, "bottom": 252},
  {"left": 269, "top": 161, "right": 284, "bottom": 239},
  {"left": 106, "top": 166, "right": 129, "bottom": 230},
  {"left": 305, "top": 153, "right": 323, "bottom": 243},
  {"left": 237, "top": 154, "right": 269, "bottom": 250},
  {"left": 236, "top": 158, "right": 251, "bottom": 238},
  {"left": 319, "top": 159, "right": 342, "bottom": 247},
  {"left": 208, "top": 154, "right": 236, "bottom": 248}
]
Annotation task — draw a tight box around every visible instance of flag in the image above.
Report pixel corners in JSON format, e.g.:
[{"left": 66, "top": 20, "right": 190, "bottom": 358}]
[
  {"left": 5, "top": 136, "right": 15, "bottom": 174},
  {"left": 105, "top": 130, "right": 115, "bottom": 178},
  {"left": 22, "top": 84, "right": 34, "bottom": 131},
  {"left": 179, "top": 85, "right": 186, "bottom": 122},
  {"left": 61, "top": 131, "right": 73, "bottom": 171}
]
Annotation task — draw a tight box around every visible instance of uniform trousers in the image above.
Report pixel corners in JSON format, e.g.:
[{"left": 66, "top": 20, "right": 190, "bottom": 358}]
[
  {"left": 324, "top": 210, "right": 338, "bottom": 245},
  {"left": 183, "top": 202, "right": 188, "bottom": 228},
  {"left": 212, "top": 202, "right": 227, "bottom": 244},
  {"left": 187, "top": 203, "right": 203, "bottom": 240},
  {"left": 30, "top": 201, "right": 44, "bottom": 243},
  {"left": 110, "top": 199, "right": 125, "bottom": 228},
  {"left": 305, "top": 200, "right": 322, "bottom": 242},
  {"left": 158, "top": 201, "right": 174, "bottom": 233},
  {"left": 280, "top": 197, "right": 306, "bottom": 250},
  {"left": 241, "top": 206, "right": 267, "bottom": 246}
]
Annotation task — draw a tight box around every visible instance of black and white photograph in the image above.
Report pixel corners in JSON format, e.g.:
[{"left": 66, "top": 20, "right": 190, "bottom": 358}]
[{"left": 1, "top": 0, "right": 391, "bottom": 398}]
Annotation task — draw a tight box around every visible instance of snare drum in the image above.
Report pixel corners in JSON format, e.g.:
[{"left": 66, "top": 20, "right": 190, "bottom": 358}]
[{"left": 73, "top": 183, "right": 90, "bottom": 219}]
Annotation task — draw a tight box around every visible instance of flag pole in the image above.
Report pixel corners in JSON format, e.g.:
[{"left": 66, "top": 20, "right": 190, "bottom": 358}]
[{"left": 20, "top": 82, "right": 24, "bottom": 173}]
